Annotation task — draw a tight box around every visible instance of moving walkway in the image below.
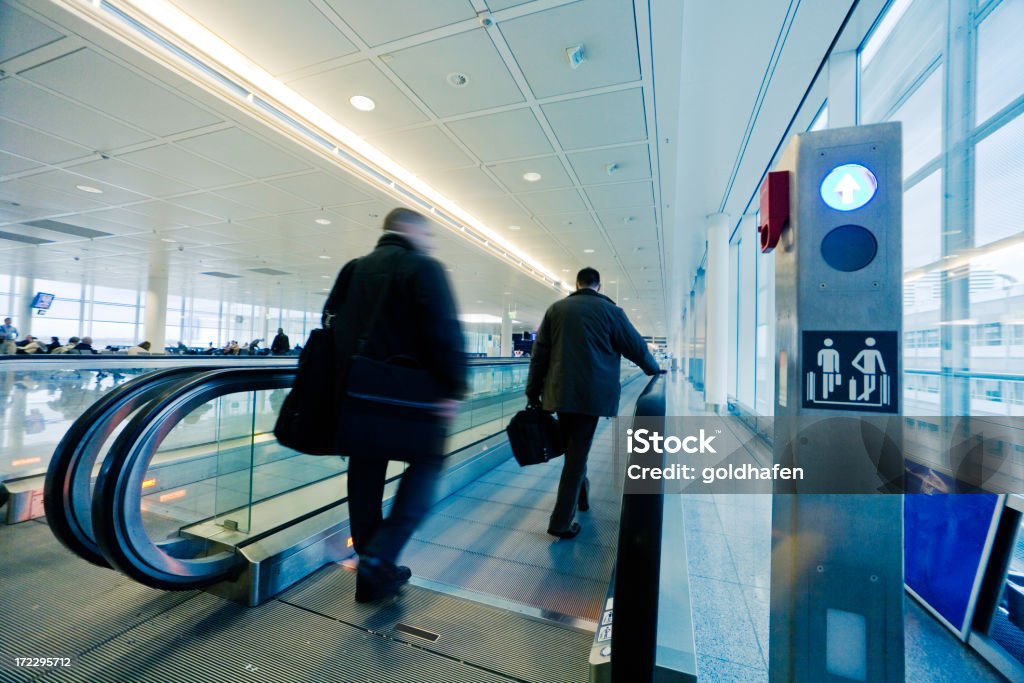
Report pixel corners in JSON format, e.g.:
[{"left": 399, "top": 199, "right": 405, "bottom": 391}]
[{"left": 17, "top": 359, "right": 693, "bottom": 681}]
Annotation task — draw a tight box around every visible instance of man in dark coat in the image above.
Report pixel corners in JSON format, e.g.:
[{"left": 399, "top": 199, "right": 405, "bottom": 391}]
[
  {"left": 325, "top": 207, "right": 466, "bottom": 602},
  {"left": 270, "top": 328, "right": 290, "bottom": 355},
  {"left": 526, "top": 267, "right": 660, "bottom": 538}
]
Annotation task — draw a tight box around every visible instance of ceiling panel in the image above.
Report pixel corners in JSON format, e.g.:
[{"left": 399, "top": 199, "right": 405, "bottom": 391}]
[
  {"left": 0, "top": 178, "right": 106, "bottom": 214},
  {"left": 0, "top": 150, "right": 42, "bottom": 175},
  {"left": 386, "top": 29, "right": 523, "bottom": 117},
  {"left": 538, "top": 212, "right": 599, "bottom": 235},
  {"left": 585, "top": 181, "right": 655, "bottom": 210},
  {"left": 116, "top": 144, "right": 249, "bottom": 188},
  {"left": 0, "top": 78, "right": 152, "bottom": 151},
  {"left": 21, "top": 169, "right": 149, "bottom": 207},
  {"left": 288, "top": 60, "right": 428, "bottom": 136},
  {"left": 125, "top": 200, "right": 221, "bottom": 228},
  {"left": 169, "top": 192, "right": 260, "bottom": 222},
  {"left": 0, "top": 1, "right": 63, "bottom": 63},
  {"left": 0, "top": 117, "right": 92, "bottom": 165},
  {"left": 21, "top": 49, "right": 220, "bottom": 137},
  {"left": 516, "top": 187, "right": 586, "bottom": 215},
  {"left": 488, "top": 156, "right": 572, "bottom": 193},
  {"left": 215, "top": 183, "right": 317, "bottom": 215},
  {"left": 66, "top": 158, "right": 196, "bottom": 197},
  {"left": 428, "top": 166, "right": 506, "bottom": 199},
  {"left": 323, "top": 0, "right": 476, "bottom": 47},
  {"left": 170, "top": 0, "right": 358, "bottom": 76},
  {"left": 365, "top": 125, "right": 474, "bottom": 172},
  {"left": 499, "top": 0, "right": 640, "bottom": 99},
  {"left": 447, "top": 108, "right": 551, "bottom": 162},
  {"left": 268, "top": 172, "right": 371, "bottom": 207},
  {"left": 176, "top": 127, "right": 310, "bottom": 178},
  {"left": 542, "top": 88, "right": 647, "bottom": 150},
  {"left": 482, "top": 0, "right": 531, "bottom": 11},
  {"left": 568, "top": 144, "right": 651, "bottom": 185},
  {"left": 457, "top": 193, "right": 527, "bottom": 222}
]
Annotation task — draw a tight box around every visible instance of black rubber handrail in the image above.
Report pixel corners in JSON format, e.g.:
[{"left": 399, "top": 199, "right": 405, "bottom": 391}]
[
  {"left": 92, "top": 367, "right": 296, "bottom": 589},
  {"left": 611, "top": 373, "right": 666, "bottom": 682},
  {"left": 44, "top": 366, "right": 221, "bottom": 566}
]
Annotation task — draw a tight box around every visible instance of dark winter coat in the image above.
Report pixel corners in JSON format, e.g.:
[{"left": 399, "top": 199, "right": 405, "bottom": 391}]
[
  {"left": 526, "top": 288, "right": 659, "bottom": 416},
  {"left": 324, "top": 232, "right": 467, "bottom": 400}
]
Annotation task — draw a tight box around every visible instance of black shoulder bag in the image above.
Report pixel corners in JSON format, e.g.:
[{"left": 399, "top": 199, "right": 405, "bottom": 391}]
[
  {"left": 272, "top": 262, "right": 355, "bottom": 455},
  {"left": 335, "top": 270, "right": 447, "bottom": 463}
]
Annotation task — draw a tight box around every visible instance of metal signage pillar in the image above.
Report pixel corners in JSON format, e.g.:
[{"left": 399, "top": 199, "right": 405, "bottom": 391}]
[{"left": 763, "top": 122, "right": 904, "bottom": 682}]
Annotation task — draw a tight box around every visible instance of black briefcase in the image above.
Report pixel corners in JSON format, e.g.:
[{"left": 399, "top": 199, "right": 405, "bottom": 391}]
[
  {"left": 506, "top": 407, "right": 565, "bottom": 467},
  {"left": 274, "top": 327, "right": 337, "bottom": 455}
]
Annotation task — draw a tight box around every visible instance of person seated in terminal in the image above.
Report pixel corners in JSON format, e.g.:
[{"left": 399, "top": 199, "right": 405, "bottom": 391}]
[
  {"left": 223, "top": 340, "right": 240, "bottom": 355},
  {"left": 176, "top": 341, "right": 188, "bottom": 354},
  {"left": 16, "top": 336, "right": 43, "bottom": 354},
  {"left": 45, "top": 336, "right": 62, "bottom": 353},
  {"left": 270, "top": 327, "right": 290, "bottom": 355},
  {"left": 51, "top": 336, "right": 80, "bottom": 354},
  {"left": 73, "top": 336, "right": 97, "bottom": 354},
  {"left": 125, "top": 341, "right": 152, "bottom": 355},
  {"left": 247, "top": 338, "right": 263, "bottom": 355}
]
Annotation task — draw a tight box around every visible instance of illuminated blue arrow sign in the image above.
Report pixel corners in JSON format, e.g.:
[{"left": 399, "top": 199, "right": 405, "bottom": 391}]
[{"left": 819, "top": 164, "right": 878, "bottom": 211}]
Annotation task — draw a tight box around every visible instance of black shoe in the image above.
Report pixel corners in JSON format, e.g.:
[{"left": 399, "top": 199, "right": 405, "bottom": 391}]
[
  {"left": 355, "top": 556, "right": 410, "bottom": 603},
  {"left": 578, "top": 479, "right": 590, "bottom": 512},
  {"left": 547, "top": 522, "right": 582, "bottom": 539}
]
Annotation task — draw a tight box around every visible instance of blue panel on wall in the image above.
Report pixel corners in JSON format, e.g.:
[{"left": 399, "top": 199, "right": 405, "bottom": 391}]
[{"left": 905, "top": 467, "right": 1000, "bottom": 636}]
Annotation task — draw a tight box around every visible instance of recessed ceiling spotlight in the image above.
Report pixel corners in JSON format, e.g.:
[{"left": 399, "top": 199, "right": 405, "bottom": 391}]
[
  {"left": 349, "top": 95, "right": 375, "bottom": 111},
  {"left": 562, "top": 269, "right": 571, "bottom": 273},
  {"left": 319, "top": 254, "right": 331, "bottom": 260},
  {"left": 321, "top": 275, "right": 330, "bottom": 279},
  {"left": 522, "top": 172, "right": 542, "bottom": 182},
  {"left": 315, "top": 218, "right": 331, "bottom": 225},
  {"left": 608, "top": 280, "right": 617, "bottom": 284},
  {"left": 509, "top": 225, "right": 521, "bottom": 231},
  {"left": 76, "top": 184, "right": 103, "bottom": 194},
  {"left": 161, "top": 238, "right": 177, "bottom": 243},
  {"left": 447, "top": 72, "right": 469, "bottom": 87},
  {"left": 583, "top": 248, "right": 595, "bottom": 253}
]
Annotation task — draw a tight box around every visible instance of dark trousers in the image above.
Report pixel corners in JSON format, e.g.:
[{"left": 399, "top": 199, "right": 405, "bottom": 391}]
[
  {"left": 347, "top": 456, "right": 443, "bottom": 565},
  {"left": 549, "top": 412, "right": 600, "bottom": 531}
]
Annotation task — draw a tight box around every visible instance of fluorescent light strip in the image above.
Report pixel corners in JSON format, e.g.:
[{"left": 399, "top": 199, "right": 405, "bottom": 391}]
[{"left": 97, "top": 0, "right": 569, "bottom": 292}]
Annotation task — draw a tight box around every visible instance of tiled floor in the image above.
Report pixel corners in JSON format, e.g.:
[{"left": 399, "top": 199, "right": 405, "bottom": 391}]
[{"left": 665, "top": 373, "right": 1007, "bottom": 681}]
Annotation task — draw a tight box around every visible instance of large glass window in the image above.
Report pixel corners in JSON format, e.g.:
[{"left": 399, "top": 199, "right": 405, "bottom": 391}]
[
  {"left": 975, "top": 113, "right": 1024, "bottom": 247},
  {"left": 976, "top": 0, "right": 1024, "bottom": 125},
  {"left": 903, "top": 171, "right": 943, "bottom": 270}
]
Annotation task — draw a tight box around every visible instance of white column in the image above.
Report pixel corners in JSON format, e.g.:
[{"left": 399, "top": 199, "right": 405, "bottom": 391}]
[
  {"left": 827, "top": 50, "right": 857, "bottom": 128},
  {"left": 15, "top": 276, "right": 34, "bottom": 338},
  {"left": 704, "top": 213, "right": 730, "bottom": 411},
  {"left": 501, "top": 311, "right": 513, "bottom": 357},
  {"left": 143, "top": 248, "right": 169, "bottom": 353}
]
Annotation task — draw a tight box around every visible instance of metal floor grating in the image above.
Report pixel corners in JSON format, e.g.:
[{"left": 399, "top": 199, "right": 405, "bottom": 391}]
[
  {"left": 34, "top": 592, "right": 515, "bottom": 683},
  {"left": 399, "top": 378, "right": 647, "bottom": 623},
  {"left": 0, "top": 520, "right": 197, "bottom": 683},
  {"left": 281, "top": 565, "right": 592, "bottom": 683}
]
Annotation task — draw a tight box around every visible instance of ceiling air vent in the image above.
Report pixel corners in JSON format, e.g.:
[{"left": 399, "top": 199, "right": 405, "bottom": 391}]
[
  {"left": 200, "top": 271, "right": 241, "bottom": 279},
  {"left": 248, "top": 267, "right": 291, "bottom": 276},
  {"left": 25, "top": 219, "right": 112, "bottom": 239},
  {"left": 0, "top": 230, "right": 53, "bottom": 245}
]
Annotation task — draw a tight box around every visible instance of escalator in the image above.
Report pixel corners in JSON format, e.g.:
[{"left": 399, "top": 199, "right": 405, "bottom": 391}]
[{"left": 33, "top": 359, "right": 666, "bottom": 681}]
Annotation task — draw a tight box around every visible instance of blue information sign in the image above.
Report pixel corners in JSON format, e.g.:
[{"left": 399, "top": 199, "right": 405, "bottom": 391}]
[{"left": 819, "top": 163, "right": 878, "bottom": 211}]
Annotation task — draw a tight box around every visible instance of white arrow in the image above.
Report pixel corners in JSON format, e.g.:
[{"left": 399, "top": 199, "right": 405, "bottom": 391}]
[{"left": 835, "top": 173, "right": 861, "bottom": 205}]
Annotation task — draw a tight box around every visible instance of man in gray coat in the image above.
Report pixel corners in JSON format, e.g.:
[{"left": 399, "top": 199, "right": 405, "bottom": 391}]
[{"left": 526, "top": 267, "right": 660, "bottom": 538}]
